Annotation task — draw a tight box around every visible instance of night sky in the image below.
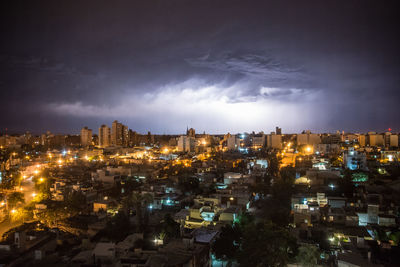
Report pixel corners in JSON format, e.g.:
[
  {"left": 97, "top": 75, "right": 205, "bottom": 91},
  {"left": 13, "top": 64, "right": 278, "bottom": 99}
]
[{"left": 1, "top": 0, "right": 399, "bottom": 134}]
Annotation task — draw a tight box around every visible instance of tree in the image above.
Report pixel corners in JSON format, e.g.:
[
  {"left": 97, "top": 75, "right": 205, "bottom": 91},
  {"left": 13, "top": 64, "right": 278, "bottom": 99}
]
[
  {"left": 122, "top": 192, "right": 153, "bottom": 231},
  {"left": 157, "top": 213, "right": 180, "bottom": 240},
  {"left": 260, "top": 166, "right": 295, "bottom": 226},
  {"left": 34, "top": 172, "right": 53, "bottom": 200},
  {"left": 178, "top": 176, "right": 200, "bottom": 195},
  {"left": 296, "top": 245, "right": 320, "bottom": 267},
  {"left": 105, "top": 212, "right": 130, "bottom": 241},
  {"left": 267, "top": 152, "right": 280, "bottom": 178},
  {"left": 213, "top": 219, "right": 298, "bottom": 267},
  {"left": 65, "top": 191, "right": 86, "bottom": 213},
  {"left": 338, "top": 169, "right": 355, "bottom": 198},
  {"left": 36, "top": 205, "right": 69, "bottom": 228},
  {"left": 212, "top": 224, "right": 241, "bottom": 265},
  {"left": 10, "top": 207, "right": 32, "bottom": 223},
  {"left": 7, "top": 192, "right": 25, "bottom": 209},
  {"left": 238, "top": 222, "right": 298, "bottom": 267},
  {"left": 252, "top": 173, "right": 273, "bottom": 198}
]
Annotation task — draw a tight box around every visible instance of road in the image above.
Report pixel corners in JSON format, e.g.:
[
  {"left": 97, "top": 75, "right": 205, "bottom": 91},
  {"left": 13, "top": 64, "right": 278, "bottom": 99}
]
[
  {"left": 0, "top": 173, "right": 37, "bottom": 239},
  {"left": 0, "top": 218, "right": 21, "bottom": 237}
]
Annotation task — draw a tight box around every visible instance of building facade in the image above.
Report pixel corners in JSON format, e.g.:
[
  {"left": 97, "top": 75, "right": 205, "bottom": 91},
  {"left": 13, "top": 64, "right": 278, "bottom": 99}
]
[{"left": 99, "top": 125, "right": 111, "bottom": 148}]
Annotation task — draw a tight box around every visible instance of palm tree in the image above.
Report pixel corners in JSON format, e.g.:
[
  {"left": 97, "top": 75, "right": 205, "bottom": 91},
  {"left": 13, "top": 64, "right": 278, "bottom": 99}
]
[
  {"left": 122, "top": 192, "right": 153, "bottom": 231},
  {"left": 142, "top": 193, "right": 153, "bottom": 228}
]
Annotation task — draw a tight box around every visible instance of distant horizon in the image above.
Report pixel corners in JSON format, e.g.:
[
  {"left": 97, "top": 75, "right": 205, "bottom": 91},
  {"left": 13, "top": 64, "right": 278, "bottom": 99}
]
[{"left": 1, "top": 126, "right": 397, "bottom": 137}]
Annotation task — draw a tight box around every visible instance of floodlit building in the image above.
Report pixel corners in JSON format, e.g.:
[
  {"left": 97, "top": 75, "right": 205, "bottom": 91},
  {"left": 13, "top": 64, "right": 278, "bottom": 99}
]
[
  {"left": 368, "top": 133, "right": 384, "bottom": 147},
  {"left": 266, "top": 133, "right": 282, "bottom": 149},
  {"left": 111, "top": 120, "right": 128, "bottom": 146},
  {"left": 343, "top": 147, "right": 367, "bottom": 170},
  {"left": 314, "top": 144, "right": 340, "bottom": 154},
  {"left": 80, "top": 127, "right": 92, "bottom": 147},
  {"left": 297, "top": 131, "right": 321, "bottom": 146},
  {"left": 98, "top": 124, "right": 111, "bottom": 148},
  {"left": 227, "top": 135, "right": 241, "bottom": 151},
  {"left": 178, "top": 136, "right": 195, "bottom": 152},
  {"left": 251, "top": 134, "right": 265, "bottom": 148},
  {"left": 384, "top": 132, "right": 398, "bottom": 147},
  {"left": 358, "top": 134, "right": 366, "bottom": 147}
]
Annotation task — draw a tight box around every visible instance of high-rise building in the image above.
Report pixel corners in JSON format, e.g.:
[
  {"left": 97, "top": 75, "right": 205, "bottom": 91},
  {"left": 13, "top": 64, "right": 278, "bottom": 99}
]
[
  {"left": 368, "top": 134, "right": 384, "bottom": 147},
  {"left": 227, "top": 135, "right": 241, "bottom": 150},
  {"left": 99, "top": 125, "right": 111, "bottom": 148},
  {"left": 177, "top": 136, "right": 195, "bottom": 152},
  {"left": 275, "top": 127, "right": 282, "bottom": 135},
  {"left": 358, "top": 134, "right": 366, "bottom": 147},
  {"left": 111, "top": 120, "right": 128, "bottom": 146},
  {"left": 266, "top": 133, "right": 282, "bottom": 149},
  {"left": 252, "top": 134, "right": 266, "bottom": 148},
  {"left": 384, "top": 132, "right": 398, "bottom": 148},
  {"left": 128, "top": 130, "right": 139, "bottom": 147},
  {"left": 297, "top": 131, "right": 321, "bottom": 146},
  {"left": 390, "top": 134, "right": 398, "bottom": 147},
  {"left": 80, "top": 126, "right": 92, "bottom": 147}
]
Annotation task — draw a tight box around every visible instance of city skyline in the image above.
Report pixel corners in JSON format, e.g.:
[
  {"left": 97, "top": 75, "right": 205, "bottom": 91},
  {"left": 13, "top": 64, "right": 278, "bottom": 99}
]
[
  {"left": 1, "top": 123, "right": 397, "bottom": 136},
  {"left": 1, "top": 1, "right": 399, "bottom": 134}
]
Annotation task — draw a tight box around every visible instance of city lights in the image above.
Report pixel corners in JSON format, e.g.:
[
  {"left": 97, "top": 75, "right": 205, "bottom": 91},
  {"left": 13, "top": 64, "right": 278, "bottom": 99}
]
[{"left": 0, "top": 1, "right": 399, "bottom": 264}]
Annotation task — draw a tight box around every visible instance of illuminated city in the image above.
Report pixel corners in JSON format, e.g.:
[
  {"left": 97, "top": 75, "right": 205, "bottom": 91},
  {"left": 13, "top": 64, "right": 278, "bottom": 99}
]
[{"left": 1, "top": 1, "right": 400, "bottom": 266}]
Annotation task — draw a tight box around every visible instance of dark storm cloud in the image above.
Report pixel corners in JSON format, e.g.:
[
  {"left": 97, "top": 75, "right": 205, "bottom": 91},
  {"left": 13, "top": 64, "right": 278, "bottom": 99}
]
[
  {"left": 0, "top": 0, "right": 399, "bottom": 134},
  {"left": 186, "top": 52, "right": 312, "bottom": 101}
]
